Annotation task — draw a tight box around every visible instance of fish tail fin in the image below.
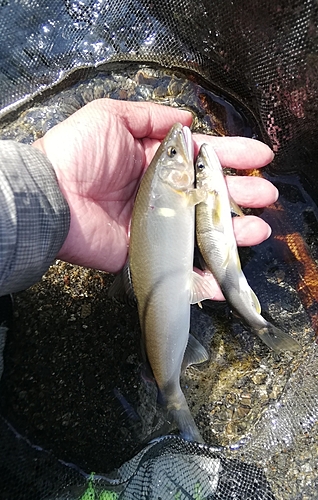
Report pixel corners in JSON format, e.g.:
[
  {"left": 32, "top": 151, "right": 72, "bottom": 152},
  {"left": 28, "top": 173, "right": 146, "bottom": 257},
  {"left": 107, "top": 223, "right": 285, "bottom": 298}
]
[
  {"left": 167, "top": 392, "right": 204, "bottom": 443},
  {"left": 254, "top": 322, "right": 301, "bottom": 353}
]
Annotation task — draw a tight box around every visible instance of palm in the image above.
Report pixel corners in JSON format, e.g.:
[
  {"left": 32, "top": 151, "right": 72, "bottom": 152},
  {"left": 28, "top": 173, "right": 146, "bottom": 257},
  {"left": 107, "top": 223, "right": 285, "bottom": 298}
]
[
  {"left": 33, "top": 98, "right": 277, "bottom": 289},
  {"left": 34, "top": 101, "right": 167, "bottom": 271}
]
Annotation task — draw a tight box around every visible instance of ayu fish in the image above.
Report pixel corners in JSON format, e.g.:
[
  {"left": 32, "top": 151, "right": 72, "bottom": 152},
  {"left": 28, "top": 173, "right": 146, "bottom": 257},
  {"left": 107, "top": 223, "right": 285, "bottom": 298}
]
[
  {"left": 195, "top": 143, "right": 300, "bottom": 353},
  {"left": 129, "top": 124, "right": 215, "bottom": 442}
]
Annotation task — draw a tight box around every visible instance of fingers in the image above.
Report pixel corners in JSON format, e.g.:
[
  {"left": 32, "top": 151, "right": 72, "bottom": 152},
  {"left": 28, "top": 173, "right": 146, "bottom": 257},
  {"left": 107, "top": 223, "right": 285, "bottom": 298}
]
[
  {"left": 192, "top": 135, "right": 277, "bottom": 209},
  {"left": 144, "top": 140, "right": 277, "bottom": 210},
  {"left": 233, "top": 215, "right": 271, "bottom": 246},
  {"left": 193, "top": 214, "right": 272, "bottom": 302},
  {"left": 109, "top": 100, "right": 274, "bottom": 173},
  {"left": 226, "top": 176, "right": 278, "bottom": 207},
  {"left": 193, "top": 135, "right": 274, "bottom": 170},
  {"left": 96, "top": 99, "right": 193, "bottom": 139},
  {"left": 192, "top": 215, "right": 272, "bottom": 303},
  {"left": 67, "top": 99, "right": 274, "bottom": 173}
]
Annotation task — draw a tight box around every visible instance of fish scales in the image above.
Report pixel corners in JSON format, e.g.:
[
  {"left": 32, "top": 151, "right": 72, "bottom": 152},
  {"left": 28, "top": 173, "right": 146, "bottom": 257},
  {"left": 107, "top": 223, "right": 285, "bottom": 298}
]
[
  {"left": 132, "top": 179, "right": 194, "bottom": 381},
  {"left": 130, "top": 123, "right": 210, "bottom": 442},
  {"left": 195, "top": 143, "right": 301, "bottom": 354}
]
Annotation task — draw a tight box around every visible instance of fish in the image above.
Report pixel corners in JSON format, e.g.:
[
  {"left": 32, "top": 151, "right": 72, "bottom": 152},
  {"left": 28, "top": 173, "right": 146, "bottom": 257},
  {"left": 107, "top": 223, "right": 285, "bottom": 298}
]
[
  {"left": 195, "top": 143, "right": 301, "bottom": 353},
  {"left": 129, "top": 123, "right": 215, "bottom": 442}
]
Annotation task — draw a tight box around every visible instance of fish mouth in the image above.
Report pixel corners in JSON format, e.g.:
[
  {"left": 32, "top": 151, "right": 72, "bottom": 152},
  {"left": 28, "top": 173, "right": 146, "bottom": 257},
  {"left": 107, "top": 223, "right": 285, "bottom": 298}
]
[{"left": 182, "top": 125, "right": 194, "bottom": 162}]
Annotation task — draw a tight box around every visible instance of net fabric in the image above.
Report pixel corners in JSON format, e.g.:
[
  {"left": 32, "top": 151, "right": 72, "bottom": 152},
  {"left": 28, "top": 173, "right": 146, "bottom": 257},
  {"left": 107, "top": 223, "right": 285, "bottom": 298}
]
[
  {"left": 105, "top": 436, "right": 275, "bottom": 499},
  {"left": 0, "top": 294, "right": 11, "bottom": 381},
  {"left": 0, "top": 415, "right": 85, "bottom": 500},
  {"left": 0, "top": 1, "right": 318, "bottom": 499},
  {"left": 0, "top": 1, "right": 317, "bottom": 177},
  {"left": 1, "top": 343, "right": 318, "bottom": 499},
  {"left": 232, "top": 342, "right": 318, "bottom": 497},
  {"left": 237, "top": 346, "right": 318, "bottom": 461},
  {"left": 0, "top": 422, "right": 275, "bottom": 500}
]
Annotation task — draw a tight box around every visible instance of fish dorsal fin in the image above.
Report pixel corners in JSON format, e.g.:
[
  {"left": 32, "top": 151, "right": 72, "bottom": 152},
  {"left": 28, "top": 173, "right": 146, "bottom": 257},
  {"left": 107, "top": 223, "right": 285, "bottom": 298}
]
[
  {"left": 190, "top": 271, "right": 216, "bottom": 304},
  {"left": 108, "top": 259, "right": 136, "bottom": 305},
  {"left": 181, "top": 334, "right": 209, "bottom": 372}
]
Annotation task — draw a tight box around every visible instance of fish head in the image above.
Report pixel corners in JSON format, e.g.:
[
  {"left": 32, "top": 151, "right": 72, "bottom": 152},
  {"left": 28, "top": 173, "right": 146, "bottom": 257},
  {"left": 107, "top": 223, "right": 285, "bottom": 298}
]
[
  {"left": 195, "top": 143, "right": 222, "bottom": 191},
  {"left": 157, "top": 123, "right": 194, "bottom": 191}
]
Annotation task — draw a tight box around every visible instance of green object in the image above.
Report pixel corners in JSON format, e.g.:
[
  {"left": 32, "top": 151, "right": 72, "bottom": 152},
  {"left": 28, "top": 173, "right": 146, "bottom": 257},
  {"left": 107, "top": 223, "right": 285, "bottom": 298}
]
[
  {"left": 174, "top": 482, "right": 203, "bottom": 499},
  {"left": 80, "top": 473, "right": 119, "bottom": 500},
  {"left": 99, "top": 492, "right": 119, "bottom": 500},
  {"left": 194, "top": 482, "right": 203, "bottom": 499}
]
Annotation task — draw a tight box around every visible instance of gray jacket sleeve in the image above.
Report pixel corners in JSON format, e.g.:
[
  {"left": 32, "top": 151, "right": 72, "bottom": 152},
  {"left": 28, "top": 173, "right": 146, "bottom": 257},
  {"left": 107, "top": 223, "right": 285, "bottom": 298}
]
[{"left": 0, "top": 140, "right": 70, "bottom": 296}]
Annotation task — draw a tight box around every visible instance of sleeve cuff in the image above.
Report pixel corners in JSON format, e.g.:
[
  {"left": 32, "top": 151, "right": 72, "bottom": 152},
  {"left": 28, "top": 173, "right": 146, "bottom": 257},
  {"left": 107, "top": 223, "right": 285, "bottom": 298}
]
[{"left": 0, "top": 141, "right": 70, "bottom": 295}]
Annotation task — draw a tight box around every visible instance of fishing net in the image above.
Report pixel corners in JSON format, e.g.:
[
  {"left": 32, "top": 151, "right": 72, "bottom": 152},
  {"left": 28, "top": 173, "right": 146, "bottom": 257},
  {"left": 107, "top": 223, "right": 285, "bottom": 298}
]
[{"left": 0, "top": 1, "right": 318, "bottom": 499}]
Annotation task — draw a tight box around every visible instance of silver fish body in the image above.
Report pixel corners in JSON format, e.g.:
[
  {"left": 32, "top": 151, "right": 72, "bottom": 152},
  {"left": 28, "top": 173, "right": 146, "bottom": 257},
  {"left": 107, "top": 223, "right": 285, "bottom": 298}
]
[
  {"left": 195, "top": 143, "right": 300, "bottom": 353},
  {"left": 129, "top": 123, "right": 209, "bottom": 442}
]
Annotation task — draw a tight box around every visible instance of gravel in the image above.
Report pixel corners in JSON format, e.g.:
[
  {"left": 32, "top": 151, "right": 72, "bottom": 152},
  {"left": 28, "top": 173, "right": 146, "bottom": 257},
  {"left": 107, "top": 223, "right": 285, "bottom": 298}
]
[{"left": 0, "top": 64, "right": 318, "bottom": 499}]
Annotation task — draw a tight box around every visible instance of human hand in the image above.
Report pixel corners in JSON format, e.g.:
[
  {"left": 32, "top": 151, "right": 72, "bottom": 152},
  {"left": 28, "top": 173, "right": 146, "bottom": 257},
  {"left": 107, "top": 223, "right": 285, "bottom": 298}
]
[{"left": 33, "top": 99, "right": 276, "bottom": 287}]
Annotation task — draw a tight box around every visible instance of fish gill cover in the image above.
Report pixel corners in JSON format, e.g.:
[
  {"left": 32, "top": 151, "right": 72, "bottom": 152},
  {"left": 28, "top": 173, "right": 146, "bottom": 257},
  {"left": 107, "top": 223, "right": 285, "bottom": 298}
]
[{"left": 0, "top": 1, "right": 318, "bottom": 499}]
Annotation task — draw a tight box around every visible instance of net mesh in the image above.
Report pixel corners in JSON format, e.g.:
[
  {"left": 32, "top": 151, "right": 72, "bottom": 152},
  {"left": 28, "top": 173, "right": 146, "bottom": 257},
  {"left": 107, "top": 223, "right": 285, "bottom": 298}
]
[
  {"left": 0, "top": 1, "right": 318, "bottom": 499},
  {"left": 1, "top": 0, "right": 317, "bottom": 178}
]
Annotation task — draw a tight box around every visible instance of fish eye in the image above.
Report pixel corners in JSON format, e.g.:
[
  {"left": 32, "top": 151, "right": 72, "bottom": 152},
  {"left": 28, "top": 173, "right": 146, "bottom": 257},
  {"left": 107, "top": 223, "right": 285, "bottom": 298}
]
[
  {"left": 167, "top": 146, "right": 177, "bottom": 157},
  {"left": 197, "top": 162, "right": 205, "bottom": 171}
]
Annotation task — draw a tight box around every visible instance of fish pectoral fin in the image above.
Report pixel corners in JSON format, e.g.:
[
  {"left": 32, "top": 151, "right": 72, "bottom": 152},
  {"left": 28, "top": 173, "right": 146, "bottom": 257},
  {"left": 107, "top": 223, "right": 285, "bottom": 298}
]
[
  {"left": 230, "top": 196, "right": 244, "bottom": 217},
  {"left": 108, "top": 259, "right": 136, "bottom": 305},
  {"left": 190, "top": 271, "right": 216, "bottom": 303},
  {"left": 211, "top": 192, "right": 225, "bottom": 233},
  {"left": 187, "top": 187, "right": 208, "bottom": 206},
  {"left": 181, "top": 334, "right": 209, "bottom": 372}
]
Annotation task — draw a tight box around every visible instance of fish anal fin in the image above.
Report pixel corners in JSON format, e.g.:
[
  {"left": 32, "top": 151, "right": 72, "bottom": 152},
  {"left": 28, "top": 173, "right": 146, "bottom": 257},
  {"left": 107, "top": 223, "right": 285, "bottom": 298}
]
[{"left": 181, "top": 334, "right": 209, "bottom": 373}]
